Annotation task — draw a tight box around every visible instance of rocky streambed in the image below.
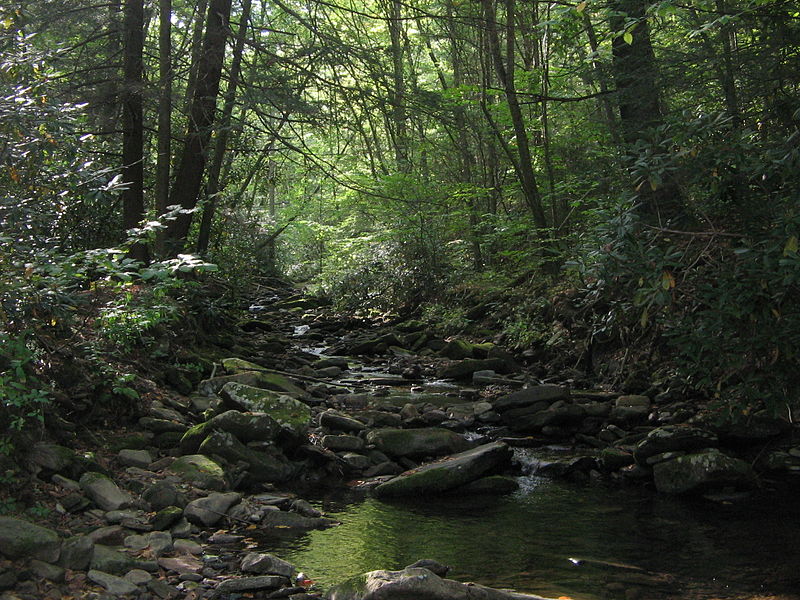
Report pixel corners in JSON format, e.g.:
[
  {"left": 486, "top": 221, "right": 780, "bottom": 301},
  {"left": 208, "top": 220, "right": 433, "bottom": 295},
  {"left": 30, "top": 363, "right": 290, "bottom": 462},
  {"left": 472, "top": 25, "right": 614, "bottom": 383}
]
[{"left": 2, "top": 290, "right": 800, "bottom": 600}]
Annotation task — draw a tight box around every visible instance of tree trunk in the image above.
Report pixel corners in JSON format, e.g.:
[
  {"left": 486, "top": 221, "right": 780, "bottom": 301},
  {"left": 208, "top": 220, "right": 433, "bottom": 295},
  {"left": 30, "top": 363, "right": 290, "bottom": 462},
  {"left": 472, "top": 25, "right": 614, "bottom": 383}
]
[
  {"left": 121, "top": 0, "right": 146, "bottom": 261},
  {"left": 165, "top": 0, "right": 233, "bottom": 250},
  {"left": 197, "top": 0, "right": 252, "bottom": 255},
  {"left": 386, "top": 0, "right": 410, "bottom": 174},
  {"left": 184, "top": 0, "right": 209, "bottom": 110},
  {"left": 154, "top": 0, "right": 172, "bottom": 256}
]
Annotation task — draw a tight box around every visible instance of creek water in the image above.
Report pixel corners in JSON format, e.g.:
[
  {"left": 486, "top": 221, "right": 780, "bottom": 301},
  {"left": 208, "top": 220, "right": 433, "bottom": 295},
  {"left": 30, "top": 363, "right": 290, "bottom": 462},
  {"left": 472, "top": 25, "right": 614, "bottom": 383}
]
[{"left": 256, "top": 474, "right": 800, "bottom": 600}]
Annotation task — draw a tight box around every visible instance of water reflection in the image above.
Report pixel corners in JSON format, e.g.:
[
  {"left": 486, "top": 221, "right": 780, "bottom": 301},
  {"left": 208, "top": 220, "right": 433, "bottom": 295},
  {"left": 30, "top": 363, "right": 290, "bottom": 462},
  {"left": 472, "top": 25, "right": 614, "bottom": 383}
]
[{"left": 255, "top": 478, "right": 800, "bottom": 600}]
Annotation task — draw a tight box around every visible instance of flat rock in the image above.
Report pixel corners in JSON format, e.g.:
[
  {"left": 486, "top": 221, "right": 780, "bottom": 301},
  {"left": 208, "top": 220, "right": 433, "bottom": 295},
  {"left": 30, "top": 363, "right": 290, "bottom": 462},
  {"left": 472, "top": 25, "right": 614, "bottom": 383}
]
[
  {"left": 87, "top": 569, "right": 139, "bottom": 596},
  {"left": 326, "top": 567, "right": 556, "bottom": 600},
  {"left": 184, "top": 492, "right": 242, "bottom": 527},
  {"left": 366, "top": 428, "right": 469, "bottom": 459},
  {"left": 79, "top": 472, "right": 133, "bottom": 511},
  {"left": 240, "top": 553, "right": 296, "bottom": 577},
  {"left": 374, "top": 442, "right": 513, "bottom": 497},
  {"left": 320, "top": 409, "right": 367, "bottom": 433},
  {"left": 492, "top": 386, "right": 570, "bottom": 412}
]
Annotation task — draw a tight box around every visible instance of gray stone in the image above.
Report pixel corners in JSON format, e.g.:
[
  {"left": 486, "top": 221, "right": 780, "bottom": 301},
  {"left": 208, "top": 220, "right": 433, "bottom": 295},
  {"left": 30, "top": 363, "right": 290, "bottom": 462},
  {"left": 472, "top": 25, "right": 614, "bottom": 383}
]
[
  {"left": 184, "top": 492, "right": 242, "bottom": 527},
  {"left": 634, "top": 426, "right": 718, "bottom": 464},
  {"left": 142, "top": 481, "right": 184, "bottom": 511},
  {"left": 219, "top": 382, "right": 310, "bottom": 436},
  {"left": 374, "top": 442, "right": 513, "bottom": 497},
  {"left": 147, "top": 531, "right": 173, "bottom": 557},
  {"left": 86, "top": 525, "right": 127, "bottom": 546},
  {"left": 172, "top": 539, "right": 202, "bottom": 555},
  {"left": 260, "top": 510, "right": 338, "bottom": 530},
  {"left": 212, "top": 576, "right": 288, "bottom": 597},
  {"left": 437, "top": 358, "right": 514, "bottom": 380},
  {"left": 180, "top": 410, "right": 282, "bottom": 455},
  {"left": 366, "top": 428, "right": 469, "bottom": 459},
  {"left": 52, "top": 474, "right": 81, "bottom": 491},
  {"left": 321, "top": 435, "right": 364, "bottom": 452},
  {"left": 198, "top": 431, "right": 294, "bottom": 483},
  {"left": 326, "top": 567, "right": 554, "bottom": 600},
  {"left": 88, "top": 570, "right": 139, "bottom": 596},
  {"left": 341, "top": 452, "right": 371, "bottom": 471},
  {"left": 0, "top": 516, "right": 60, "bottom": 562},
  {"left": 492, "top": 385, "right": 570, "bottom": 412},
  {"left": 320, "top": 409, "right": 367, "bottom": 433},
  {"left": 29, "top": 560, "right": 65, "bottom": 582},
  {"left": 79, "top": 472, "right": 134, "bottom": 511},
  {"left": 157, "top": 555, "right": 202, "bottom": 575},
  {"left": 124, "top": 569, "right": 152, "bottom": 586},
  {"left": 90, "top": 545, "right": 137, "bottom": 575},
  {"left": 58, "top": 535, "right": 95, "bottom": 570},
  {"left": 151, "top": 506, "right": 183, "bottom": 531},
  {"left": 168, "top": 454, "right": 227, "bottom": 491},
  {"left": 117, "top": 449, "right": 152, "bottom": 469},
  {"left": 26, "top": 443, "right": 78, "bottom": 475},
  {"left": 653, "top": 449, "right": 759, "bottom": 494},
  {"left": 510, "top": 403, "right": 585, "bottom": 433},
  {"left": 240, "top": 553, "right": 296, "bottom": 577}
]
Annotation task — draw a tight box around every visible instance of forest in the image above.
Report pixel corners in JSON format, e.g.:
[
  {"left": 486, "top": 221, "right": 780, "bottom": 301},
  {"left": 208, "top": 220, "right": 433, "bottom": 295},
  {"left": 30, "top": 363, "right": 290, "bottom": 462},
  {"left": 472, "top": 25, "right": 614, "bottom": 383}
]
[{"left": 1, "top": 0, "right": 800, "bottom": 598}]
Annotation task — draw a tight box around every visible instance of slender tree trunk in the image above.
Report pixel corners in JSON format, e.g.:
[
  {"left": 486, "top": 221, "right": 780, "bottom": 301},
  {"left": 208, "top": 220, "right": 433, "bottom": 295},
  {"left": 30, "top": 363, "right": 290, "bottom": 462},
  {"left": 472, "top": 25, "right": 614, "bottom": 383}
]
[
  {"left": 154, "top": 0, "right": 172, "bottom": 256},
  {"left": 184, "top": 0, "right": 209, "bottom": 110},
  {"left": 481, "top": 0, "right": 547, "bottom": 229},
  {"left": 386, "top": 0, "right": 410, "bottom": 174},
  {"left": 165, "top": 0, "right": 232, "bottom": 250},
  {"left": 583, "top": 13, "right": 622, "bottom": 144},
  {"left": 121, "top": 0, "right": 146, "bottom": 261},
  {"left": 197, "top": 0, "right": 252, "bottom": 255}
]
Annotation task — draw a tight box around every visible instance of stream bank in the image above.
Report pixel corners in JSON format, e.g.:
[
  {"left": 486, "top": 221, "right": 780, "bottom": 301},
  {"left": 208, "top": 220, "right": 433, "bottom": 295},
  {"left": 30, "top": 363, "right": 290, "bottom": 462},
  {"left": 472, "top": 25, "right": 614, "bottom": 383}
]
[{"left": 1, "top": 284, "right": 799, "bottom": 600}]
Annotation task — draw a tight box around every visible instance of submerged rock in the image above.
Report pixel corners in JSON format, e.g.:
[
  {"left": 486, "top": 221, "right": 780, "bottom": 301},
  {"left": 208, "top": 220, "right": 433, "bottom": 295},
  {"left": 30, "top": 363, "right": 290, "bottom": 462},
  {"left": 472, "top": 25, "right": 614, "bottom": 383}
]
[
  {"left": 373, "top": 441, "right": 512, "bottom": 497},
  {"left": 326, "top": 567, "right": 556, "bottom": 600}
]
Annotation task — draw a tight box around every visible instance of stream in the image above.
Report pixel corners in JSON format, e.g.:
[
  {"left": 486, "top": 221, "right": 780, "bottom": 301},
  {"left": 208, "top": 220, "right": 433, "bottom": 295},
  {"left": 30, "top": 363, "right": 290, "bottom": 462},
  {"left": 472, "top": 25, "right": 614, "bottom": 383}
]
[{"left": 248, "top": 314, "right": 800, "bottom": 600}]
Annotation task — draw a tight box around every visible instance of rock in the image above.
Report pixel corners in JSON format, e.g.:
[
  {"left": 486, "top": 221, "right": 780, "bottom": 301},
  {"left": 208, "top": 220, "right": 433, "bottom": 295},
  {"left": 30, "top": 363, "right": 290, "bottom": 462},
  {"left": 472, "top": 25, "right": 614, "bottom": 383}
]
[
  {"left": 633, "top": 426, "right": 718, "bottom": 465},
  {"left": 437, "top": 358, "right": 514, "bottom": 380},
  {"left": 25, "top": 443, "right": 80, "bottom": 477},
  {"left": 453, "top": 475, "right": 519, "bottom": 495},
  {"left": 87, "top": 570, "right": 139, "bottom": 596},
  {"left": 158, "top": 555, "right": 202, "bottom": 575},
  {"left": 79, "top": 472, "right": 134, "bottom": 511},
  {"left": 0, "top": 517, "right": 60, "bottom": 562},
  {"left": 598, "top": 448, "right": 635, "bottom": 472},
  {"left": 405, "top": 559, "right": 450, "bottom": 577},
  {"left": 220, "top": 382, "right": 310, "bottom": 437},
  {"left": 151, "top": 506, "right": 183, "bottom": 531},
  {"left": 139, "top": 417, "right": 187, "bottom": 434},
  {"left": 326, "top": 567, "right": 555, "bottom": 600},
  {"left": 198, "top": 431, "right": 294, "bottom": 484},
  {"left": 90, "top": 545, "right": 137, "bottom": 575},
  {"left": 341, "top": 452, "right": 371, "bottom": 471},
  {"left": 181, "top": 410, "right": 283, "bottom": 454},
  {"left": 373, "top": 442, "right": 512, "bottom": 497},
  {"left": 143, "top": 481, "right": 185, "bottom": 511},
  {"left": 59, "top": 535, "right": 95, "bottom": 570},
  {"left": 260, "top": 510, "right": 338, "bottom": 530},
  {"left": 320, "top": 409, "right": 367, "bottom": 433},
  {"left": 440, "top": 339, "right": 476, "bottom": 360},
  {"left": 86, "top": 525, "right": 127, "bottom": 546},
  {"left": 198, "top": 372, "right": 263, "bottom": 397},
  {"left": 366, "top": 428, "right": 469, "bottom": 459},
  {"left": 652, "top": 449, "right": 758, "bottom": 494},
  {"left": 510, "top": 403, "right": 585, "bottom": 433},
  {"left": 713, "top": 413, "right": 792, "bottom": 445},
  {"left": 173, "top": 539, "right": 202, "bottom": 555},
  {"left": 124, "top": 569, "right": 153, "bottom": 585},
  {"left": 241, "top": 553, "right": 296, "bottom": 578},
  {"left": 147, "top": 578, "right": 180, "bottom": 598},
  {"left": 221, "top": 359, "right": 306, "bottom": 397},
  {"left": 146, "top": 531, "right": 173, "bottom": 557},
  {"left": 535, "top": 456, "right": 597, "bottom": 480},
  {"left": 168, "top": 454, "right": 227, "bottom": 491},
  {"left": 610, "top": 395, "right": 651, "bottom": 423},
  {"left": 212, "top": 576, "right": 288, "bottom": 597},
  {"left": 29, "top": 560, "right": 65, "bottom": 583},
  {"left": 321, "top": 435, "right": 365, "bottom": 452},
  {"left": 184, "top": 492, "right": 242, "bottom": 526},
  {"left": 492, "top": 386, "right": 570, "bottom": 412},
  {"left": 117, "top": 449, "right": 152, "bottom": 469}
]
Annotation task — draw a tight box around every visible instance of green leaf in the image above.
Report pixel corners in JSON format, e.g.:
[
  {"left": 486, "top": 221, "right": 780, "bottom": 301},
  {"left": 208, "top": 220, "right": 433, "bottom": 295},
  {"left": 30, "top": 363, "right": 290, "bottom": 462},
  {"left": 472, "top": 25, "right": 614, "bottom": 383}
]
[
  {"left": 623, "top": 31, "right": 633, "bottom": 44},
  {"left": 783, "top": 235, "right": 798, "bottom": 256}
]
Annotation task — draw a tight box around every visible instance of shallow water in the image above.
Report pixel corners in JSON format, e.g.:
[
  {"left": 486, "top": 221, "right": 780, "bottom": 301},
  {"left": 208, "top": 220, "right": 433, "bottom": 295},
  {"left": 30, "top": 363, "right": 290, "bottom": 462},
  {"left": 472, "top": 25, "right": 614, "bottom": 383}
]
[{"left": 257, "top": 476, "right": 800, "bottom": 600}]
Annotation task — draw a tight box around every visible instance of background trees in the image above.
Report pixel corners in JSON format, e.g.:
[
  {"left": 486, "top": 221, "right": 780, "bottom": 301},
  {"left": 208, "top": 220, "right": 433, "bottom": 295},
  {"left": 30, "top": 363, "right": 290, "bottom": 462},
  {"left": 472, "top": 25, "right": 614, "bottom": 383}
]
[{"left": 1, "top": 0, "right": 799, "bottom": 415}]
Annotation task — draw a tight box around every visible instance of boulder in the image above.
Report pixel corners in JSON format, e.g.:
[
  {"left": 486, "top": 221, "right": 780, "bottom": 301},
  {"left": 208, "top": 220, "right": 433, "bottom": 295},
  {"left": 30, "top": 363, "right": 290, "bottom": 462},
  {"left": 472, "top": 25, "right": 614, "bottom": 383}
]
[
  {"left": 79, "top": 472, "right": 134, "bottom": 511},
  {"left": 87, "top": 570, "right": 139, "bottom": 596},
  {"left": 180, "top": 410, "right": 281, "bottom": 454},
  {"left": 198, "top": 431, "right": 294, "bottom": 484},
  {"left": 142, "top": 481, "right": 185, "bottom": 511},
  {"left": 0, "top": 517, "right": 60, "bottom": 562},
  {"left": 167, "top": 454, "right": 228, "bottom": 492},
  {"left": 90, "top": 545, "right": 137, "bottom": 575},
  {"left": 492, "top": 386, "right": 569, "bottom": 412},
  {"left": 510, "top": 403, "right": 585, "bottom": 433},
  {"left": 652, "top": 449, "right": 758, "bottom": 494},
  {"left": 221, "top": 358, "right": 306, "bottom": 397},
  {"left": 322, "top": 435, "right": 365, "bottom": 452},
  {"left": 320, "top": 409, "right": 368, "bottom": 433},
  {"left": 184, "top": 492, "right": 242, "bottom": 527},
  {"left": 437, "top": 358, "right": 514, "bottom": 380},
  {"left": 25, "top": 443, "right": 80, "bottom": 477},
  {"left": 440, "top": 339, "right": 476, "bottom": 360},
  {"left": 373, "top": 442, "right": 512, "bottom": 497},
  {"left": 117, "top": 449, "right": 152, "bottom": 469},
  {"left": 219, "top": 383, "right": 310, "bottom": 437},
  {"left": 326, "top": 567, "right": 555, "bottom": 600},
  {"left": 58, "top": 535, "right": 95, "bottom": 570},
  {"left": 366, "top": 428, "right": 469, "bottom": 459},
  {"left": 240, "top": 553, "right": 296, "bottom": 578},
  {"left": 198, "top": 372, "right": 263, "bottom": 397},
  {"left": 260, "top": 510, "right": 339, "bottom": 530},
  {"left": 633, "top": 426, "right": 718, "bottom": 465}
]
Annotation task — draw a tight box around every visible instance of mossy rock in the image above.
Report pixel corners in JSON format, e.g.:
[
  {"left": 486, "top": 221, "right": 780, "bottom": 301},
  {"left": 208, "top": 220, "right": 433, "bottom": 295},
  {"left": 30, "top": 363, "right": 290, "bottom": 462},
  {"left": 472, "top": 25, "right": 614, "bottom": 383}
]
[
  {"left": 105, "top": 432, "right": 152, "bottom": 453},
  {"left": 365, "top": 428, "right": 469, "bottom": 459},
  {"left": 169, "top": 455, "right": 227, "bottom": 491},
  {"left": 198, "top": 431, "right": 294, "bottom": 484},
  {"left": 220, "top": 358, "right": 305, "bottom": 397},
  {"left": 219, "top": 383, "right": 310, "bottom": 437},
  {"left": 0, "top": 517, "right": 60, "bottom": 561},
  {"left": 439, "top": 339, "right": 475, "bottom": 360},
  {"left": 180, "top": 411, "right": 282, "bottom": 455},
  {"left": 151, "top": 506, "right": 184, "bottom": 530}
]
